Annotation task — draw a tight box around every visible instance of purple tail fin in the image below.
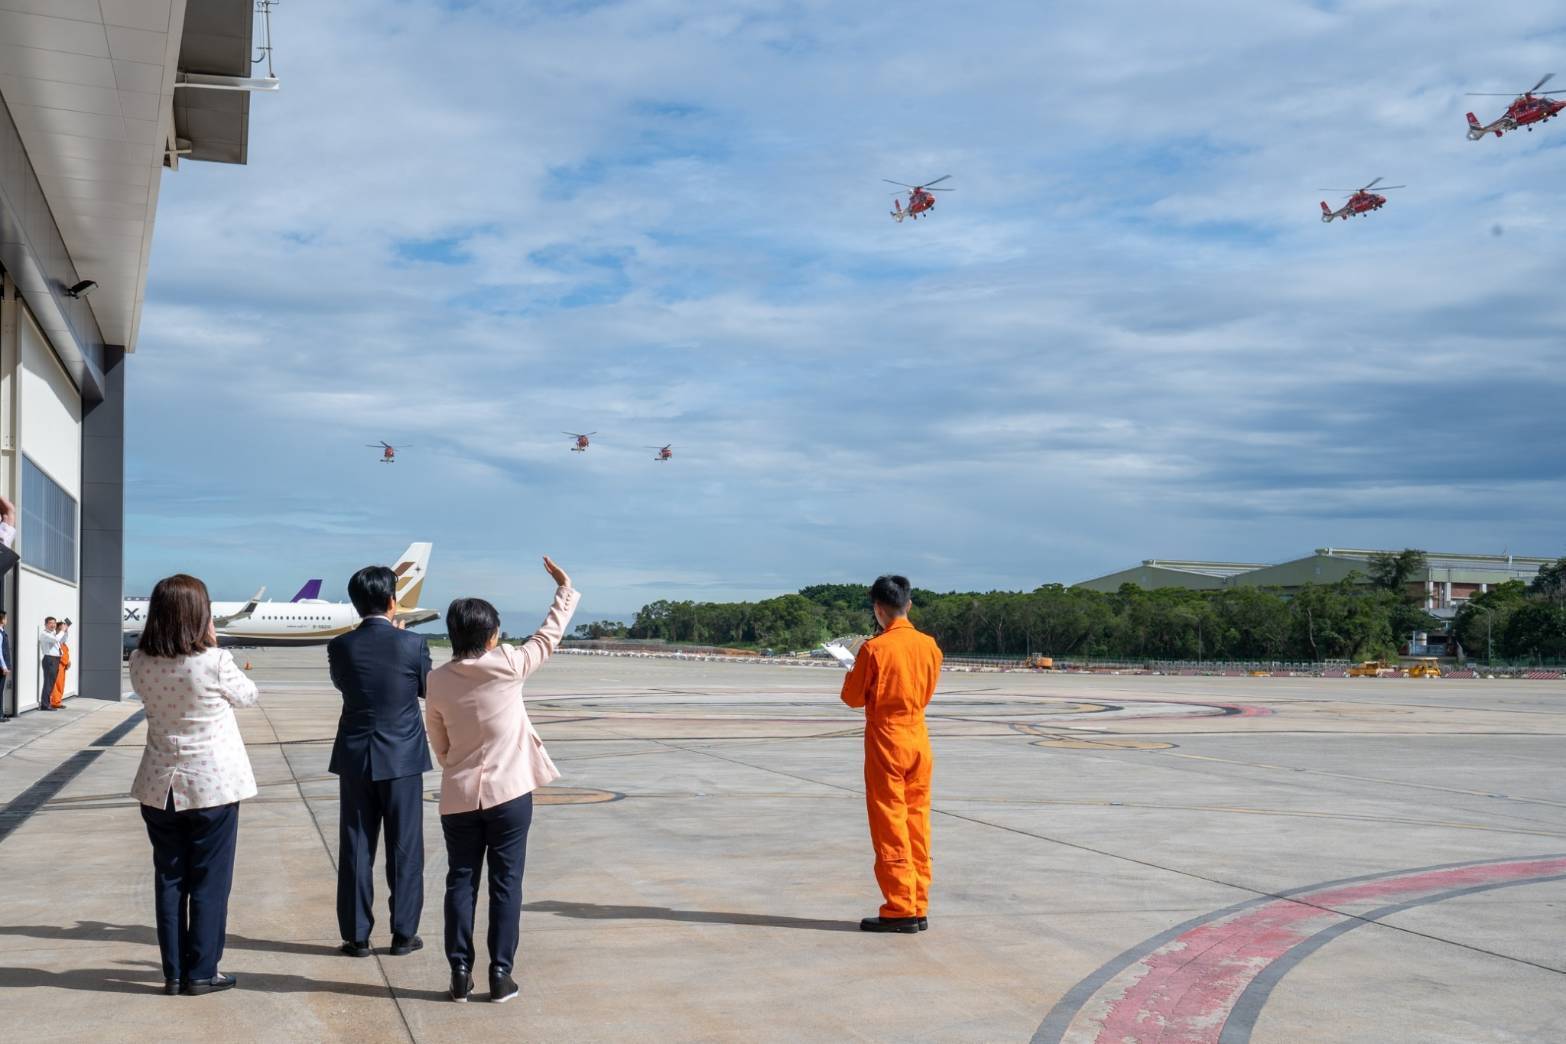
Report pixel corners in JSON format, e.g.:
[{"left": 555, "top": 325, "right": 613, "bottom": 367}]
[{"left": 290, "top": 579, "right": 323, "bottom": 602}]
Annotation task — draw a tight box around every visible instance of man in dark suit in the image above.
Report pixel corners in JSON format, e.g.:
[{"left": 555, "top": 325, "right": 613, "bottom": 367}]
[{"left": 328, "top": 564, "right": 432, "bottom": 957}]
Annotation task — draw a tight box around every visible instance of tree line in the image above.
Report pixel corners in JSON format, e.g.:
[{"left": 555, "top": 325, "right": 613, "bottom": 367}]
[
  {"left": 1451, "top": 559, "right": 1566, "bottom": 663},
  {"left": 570, "top": 553, "right": 1566, "bottom": 664}
]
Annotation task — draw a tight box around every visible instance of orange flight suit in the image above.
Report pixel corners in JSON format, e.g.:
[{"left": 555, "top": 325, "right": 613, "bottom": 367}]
[
  {"left": 840, "top": 617, "right": 942, "bottom": 919},
  {"left": 50, "top": 641, "right": 69, "bottom": 707}
]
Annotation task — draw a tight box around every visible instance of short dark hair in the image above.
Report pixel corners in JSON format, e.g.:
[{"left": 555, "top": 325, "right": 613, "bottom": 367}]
[
  {"left": 348, "top": 565, "right": 398, "bottom": 617},
  {"left": 44, "top": 615, "right": 56, "bottom": 625},
  {"left": 870, "top": 574, "right": 912, "bottom": 612},
  {"left": 138, "top": 574, "right": 215, "bottom": 659},
  {"left": 447, "top": 598, "right": 501, "bottom": 659}
]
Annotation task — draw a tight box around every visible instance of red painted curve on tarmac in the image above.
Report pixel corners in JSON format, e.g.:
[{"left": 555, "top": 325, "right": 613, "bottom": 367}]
[{"left": 1070, "top": 856, "right": 1566, "bottom": 1043}]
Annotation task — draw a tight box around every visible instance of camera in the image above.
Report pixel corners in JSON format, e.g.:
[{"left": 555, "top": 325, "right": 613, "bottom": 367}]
[{"left": 60, "top": 618, "right": 72, "bottom": 626}]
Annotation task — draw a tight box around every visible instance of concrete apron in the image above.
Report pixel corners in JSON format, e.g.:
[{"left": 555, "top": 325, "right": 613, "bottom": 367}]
[{"left": 0, "top": 651, "right": 1560, "bottom": 1042}]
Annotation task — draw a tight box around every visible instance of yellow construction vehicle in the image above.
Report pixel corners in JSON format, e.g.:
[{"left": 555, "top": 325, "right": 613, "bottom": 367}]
[
  {"left": 1347, "top": 660, "right": 1397, "bottom": 678},
  {"left": 1407, "top": 658, "right": 1443, "bottom": 678},
  {"left": 1024, "top": 655, "right": 1055, "bottom": 670}
]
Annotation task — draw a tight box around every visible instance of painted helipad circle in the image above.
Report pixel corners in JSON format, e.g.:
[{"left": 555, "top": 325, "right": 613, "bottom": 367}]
[
  {"left": 536, "top": 786, "right": 623, "bottom": 805},
  {"left": 1031, "top": 737, "right": 1175, "bottom": 751},
  {"left": 425, "top": 786, "right": 622, "bottom": 805}
]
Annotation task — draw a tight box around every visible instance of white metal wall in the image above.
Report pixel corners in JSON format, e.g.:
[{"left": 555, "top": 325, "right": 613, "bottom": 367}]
[{"left": 16, "top": 306, "right": 81, "bottom": 710}]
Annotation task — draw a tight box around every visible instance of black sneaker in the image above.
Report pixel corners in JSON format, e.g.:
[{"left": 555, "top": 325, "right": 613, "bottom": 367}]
[
  {"left": 859, "top": 916, "right": 921, "bottom": 934},
  {"left": 389, "top": 934, "right": 422, "bottom": 956},
  {"left": 450, "top": 966, "right": 473, "bottom": 1003},
  {"left": 489, "top": 971, "right": 519, "bottom": 1004},
  {"left": 339, "top": 939, "right": 371, "bottom": 957},
  {"left": 918, "top": 916, "right": 929, "bottom": 931}
]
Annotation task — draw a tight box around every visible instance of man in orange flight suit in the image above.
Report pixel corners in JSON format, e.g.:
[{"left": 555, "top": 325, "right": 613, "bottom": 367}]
[
  {"left": 50, "top": 634, "right": 70, "bottom": 708},
  {"left": 840, "top": 575, "right": 942, "bottom": 933}
]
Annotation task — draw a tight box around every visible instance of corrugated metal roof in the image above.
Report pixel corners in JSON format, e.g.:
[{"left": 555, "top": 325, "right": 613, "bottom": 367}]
[
  {"left": 1317, "top": 548, "right": 1558, "bottom": 571},
  {"left": 1140, "top": 560, "right": 1270, "bottom": 578}
]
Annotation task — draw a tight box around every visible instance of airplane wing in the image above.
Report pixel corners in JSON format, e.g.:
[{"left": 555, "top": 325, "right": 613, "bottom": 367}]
[
  {"left": 214, "top": 587, "right": 266, "bottom": 627},
  {"left": 395, "top": 607, "right": 440, "bottom": 628}
]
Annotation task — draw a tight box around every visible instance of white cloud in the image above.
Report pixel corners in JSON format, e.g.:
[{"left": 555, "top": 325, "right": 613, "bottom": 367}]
[{"left": 124, "top": 0, "right": 1566, "bottom": 612}]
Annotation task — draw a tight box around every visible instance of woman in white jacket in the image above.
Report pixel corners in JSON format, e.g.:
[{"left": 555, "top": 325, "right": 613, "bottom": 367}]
[{"left": 129, "top": 574, "right": 258, "bottom": 997}]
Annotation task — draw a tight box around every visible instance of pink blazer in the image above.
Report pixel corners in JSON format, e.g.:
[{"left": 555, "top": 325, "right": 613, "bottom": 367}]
[{"left": 425, "top": 586, "right": 579, "bottom": 814}]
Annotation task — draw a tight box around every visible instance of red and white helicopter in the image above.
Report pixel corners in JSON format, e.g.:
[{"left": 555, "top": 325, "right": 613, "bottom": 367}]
[
  {"left": 648, "top": 444, "right": 673, "bottom": 462},
  {"left": 1466, "top": 73, "right": 1565, "bottom": 140},
  {"left": 366, "top": 440, "right": 408, "bottom": 463},
  {"left": 565, "top": 432, "right": 596, "bottom": 453},
  {"left": 886, "top": 175, "right": 952, "bottom": 222},
  {"left": 1319, "top": 177, "right": 1404, "bottom": 223}
]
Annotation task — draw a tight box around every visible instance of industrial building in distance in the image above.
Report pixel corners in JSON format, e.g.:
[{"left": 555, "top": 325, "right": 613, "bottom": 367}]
[{"left": 1073, "top": 548, "right": 1557, "bottom": 620}]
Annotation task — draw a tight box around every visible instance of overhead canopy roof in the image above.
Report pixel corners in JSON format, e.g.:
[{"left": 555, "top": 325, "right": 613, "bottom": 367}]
[
  {"left": 0, "top": 0, "right": 256, "bottom": 357},
  {"left": 174, "top": 0, "right": 253, "bottom": 165}
]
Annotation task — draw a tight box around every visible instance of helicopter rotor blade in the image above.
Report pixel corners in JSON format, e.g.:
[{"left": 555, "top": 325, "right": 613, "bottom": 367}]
[
  {"left": 1529, "top": 72, "right": 1554, "bottom": 94},
  {"left": 1362, "top": 177, "right": 1383, "bottom": 191},
  {"left": 924, "top": 187, "right": 954, "bottom": 191},
  {"left": 922, "top": 174, "right": 953, "bottom": 187},
  {"left": 882, "top": 179, "right": 918, "bottom": 189},
  {"left": 1464, "top": 92, "right": 1524, "bottom": 96}
]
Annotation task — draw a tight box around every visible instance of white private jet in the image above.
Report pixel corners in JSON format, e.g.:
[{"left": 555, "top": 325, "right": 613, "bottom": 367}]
[{"left": 123, "top": 542, "right": 438, "bottom": 649}]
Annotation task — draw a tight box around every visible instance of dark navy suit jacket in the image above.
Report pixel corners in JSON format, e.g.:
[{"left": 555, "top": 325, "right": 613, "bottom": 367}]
[{"left": 327, "top": 617, "right": 433, "bottom": 781}]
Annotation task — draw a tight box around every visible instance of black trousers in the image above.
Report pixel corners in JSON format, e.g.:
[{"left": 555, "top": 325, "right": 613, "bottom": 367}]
[
  {"left": 442, "top": 792, "right": 534, "bottom": 975},
  {"left": 141, "top": 792, "right": 239, "bottom": 983},
  {"left": 337, "top": 771, "right": 424, "bottom": 943},
  {"left": 39, "top": 654, "right": 59, "bottom": 708}
]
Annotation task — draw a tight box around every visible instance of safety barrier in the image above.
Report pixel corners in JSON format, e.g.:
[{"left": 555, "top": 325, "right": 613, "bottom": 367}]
[{"left": 554, "top": 646, "right": 1566, "bottom": 678}]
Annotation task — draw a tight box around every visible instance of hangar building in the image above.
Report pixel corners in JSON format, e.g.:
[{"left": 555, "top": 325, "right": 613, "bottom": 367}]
[
  {"left": 1075, "top": 548, "right": 1556, "bottom": 621},
  {"left": 0, "top": 0, "right": 267, "bottom": 714}
]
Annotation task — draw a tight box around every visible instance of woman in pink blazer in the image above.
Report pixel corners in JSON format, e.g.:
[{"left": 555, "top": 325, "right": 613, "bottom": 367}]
[
  {"left": 425, "top": 556, "right": 579, "bottom": 1003},
  {"left": 129, "top": 574, "right": 259, "bottom": 997}
]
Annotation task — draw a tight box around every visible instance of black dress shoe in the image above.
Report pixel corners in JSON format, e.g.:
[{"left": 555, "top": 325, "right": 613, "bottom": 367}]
[
  {"left": 918, "top": 916, "right": 929, "bottom": 931},
  {"left": 389, "top": 934, "right": 423, "bottom": 956},
  {"left": 489, "top": 971, "right": 519, "bottom": 1004},
  {"left": 450, "top": 965, "right": 473, "bottom": 1003},
  {"left": 340, "top": 939, "right": 371, "bottom": 957},
  {"left": 860, "top": 916, "right": 921, "bottom": 934},
  {"left": 182, "top": 972, "right": 237, "bottom": 996},
  {"left": 163, "top": 979, "right": 178, "bottom": 996}
]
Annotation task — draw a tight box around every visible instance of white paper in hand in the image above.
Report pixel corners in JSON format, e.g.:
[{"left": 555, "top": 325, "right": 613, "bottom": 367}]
[{"left": 822, "top": 642, "right": 855, "bottom": 670}]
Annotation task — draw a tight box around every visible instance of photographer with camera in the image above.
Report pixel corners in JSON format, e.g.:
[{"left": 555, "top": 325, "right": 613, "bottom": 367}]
[
  {"left": 39, "top": 615, "right": 68, "bottom": 712},
  {"left": 49, "top": 616, "right": 72, "bottom": 709}
]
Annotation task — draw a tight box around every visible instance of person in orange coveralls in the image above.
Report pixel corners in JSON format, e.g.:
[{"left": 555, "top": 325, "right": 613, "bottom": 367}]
[
  {"left": 840, "top": 575, "right": 942, "bottom": 933},
  {"left": 50, "top": 633, "right": 70, "bottom": 708}
]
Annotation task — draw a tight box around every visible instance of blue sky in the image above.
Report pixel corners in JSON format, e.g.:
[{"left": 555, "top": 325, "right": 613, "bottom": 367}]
[{"left": 126, "top": 0, "right": 1566, "bottom": 623}]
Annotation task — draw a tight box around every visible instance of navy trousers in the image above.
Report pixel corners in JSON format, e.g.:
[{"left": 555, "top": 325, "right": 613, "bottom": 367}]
[
  {"left": 141, "top": 793, "right": 239, "bottom": 983},
  {"left": 441, "top": 792, "right": 533, "bottom": 975},
  {"left": 39, "top": 655, "right": 59, "bottom": 709},
  {"left": 337, "top": 771, "right": 424, "bottom": 943}
]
